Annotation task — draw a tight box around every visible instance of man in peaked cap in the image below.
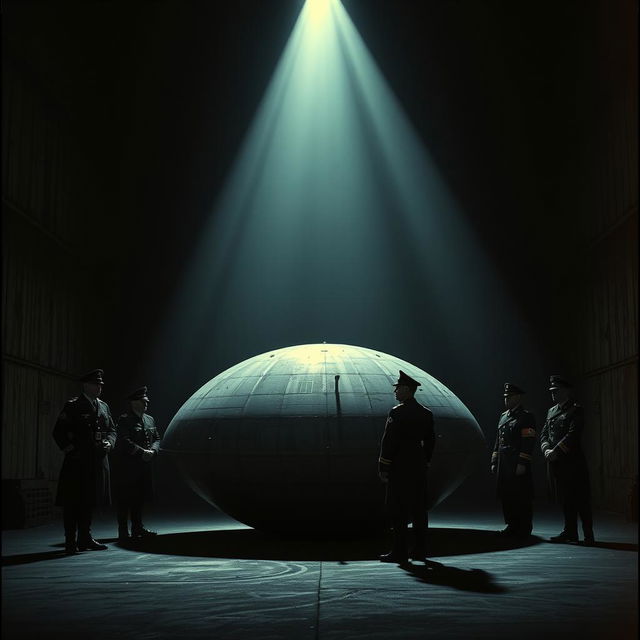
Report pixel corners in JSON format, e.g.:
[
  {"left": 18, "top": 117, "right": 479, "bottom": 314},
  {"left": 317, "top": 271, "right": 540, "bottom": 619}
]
[
  {"left": 540, "top": 376, "right": 595, "bottom": 544},
  {"left": 378, "top": 370, "right": 435, "bottom": 564},
  {"left": 491, "top": 383, "right": 537, "bottom": 538},
  {"left": 52, "top": 368, "right": 117, "bottom": 554},
  {"left": 111, "top": 386, "right": 161, "bottom": 541}
]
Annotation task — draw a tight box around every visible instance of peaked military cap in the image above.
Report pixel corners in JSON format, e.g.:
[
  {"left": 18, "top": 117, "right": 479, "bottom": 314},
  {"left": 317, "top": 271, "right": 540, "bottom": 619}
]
[
  {"left": 549, "top": 375, "right": 571, "bottom": 390},
  {"left": 127, "top": 386, "right": 149, "bottom": 401},
  {"left": 503, "top": 382, "right": 525, "bottom": 396},
  {"left": 393, "top": 370, "right": 420, "bottom": 389},
  {"left": 80, "top": 368, "right": 104, "bottom": 384}
]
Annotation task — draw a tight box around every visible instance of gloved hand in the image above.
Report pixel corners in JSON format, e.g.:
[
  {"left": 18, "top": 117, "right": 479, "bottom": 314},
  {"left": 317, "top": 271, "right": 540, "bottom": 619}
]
[
  {"left": 378, "top": 471, "right": 389, "bottom": 484},
  {"left": 101, "top": 440, "right": 112, "bottom": 453},
  {"left": 490, "top": 465, "right": 496, "bottom": 475},
  {"left": 141, "top": 449, "right": 155, "bottom": 462},
  {"left": 515, "top": 464, "right": 526, "bottom": 476},
  {"left": 546, "top": 448, "right": 558, "bottom": 462}
]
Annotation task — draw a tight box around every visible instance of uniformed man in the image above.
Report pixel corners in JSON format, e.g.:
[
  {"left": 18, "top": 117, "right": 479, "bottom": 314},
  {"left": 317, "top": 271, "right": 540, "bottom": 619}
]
[
  {"left": 111, "top": 386, "right": 161, "bottom": 541},
  {"left": 540, "top": 375, "right": 595, "bottom": 544},
  {"left": 52, "top": 368, "right": 116, "bottom": 554},
  {"left": 490, "top": 383, "right": 536, "bottom": 538},
  {"left": 378, "top": 370, "right": 435, "bottom": 564}
]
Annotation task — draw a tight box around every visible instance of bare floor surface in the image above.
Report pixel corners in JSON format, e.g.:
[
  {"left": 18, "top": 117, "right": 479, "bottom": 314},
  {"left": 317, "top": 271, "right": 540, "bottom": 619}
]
[{"left": 2, "top": 507, "right": 637, "bottom": 639}]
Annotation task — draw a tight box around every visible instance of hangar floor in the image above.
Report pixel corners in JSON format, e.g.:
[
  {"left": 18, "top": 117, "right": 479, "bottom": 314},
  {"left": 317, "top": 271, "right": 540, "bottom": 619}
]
[{"left": 2, "top": 504, "right": 637, "bottom": 640}]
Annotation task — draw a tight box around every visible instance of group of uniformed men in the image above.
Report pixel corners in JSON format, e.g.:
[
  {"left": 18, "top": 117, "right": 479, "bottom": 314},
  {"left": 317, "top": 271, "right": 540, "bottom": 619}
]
[
  {"left": 52, "top": 369, "right": 161, "bottom": 554},
  {"left": 53, "top": 367, "right": 594, "bottom": 562},
  {"left": 377, "top": 371, "right": 595, "bottom": 565},
  {"left": 490, "top": 375, "right": 594, "bottom": 546}
]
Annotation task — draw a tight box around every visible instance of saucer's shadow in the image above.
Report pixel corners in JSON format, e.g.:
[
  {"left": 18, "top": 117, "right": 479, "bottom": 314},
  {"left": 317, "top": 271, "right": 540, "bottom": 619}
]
[{"left": 118, "top": 527, "right": 540, "bottom": 561}]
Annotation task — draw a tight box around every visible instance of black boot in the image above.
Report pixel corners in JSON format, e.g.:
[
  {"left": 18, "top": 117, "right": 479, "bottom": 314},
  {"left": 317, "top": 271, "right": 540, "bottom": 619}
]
[
  {"left": 409, "top": 548, "right": 427, "bottom": 561},
  {"left": 64, "top": 537, "right": 78, "bottom": 555},
  {"left": 131, "top": 527, "right": 157, "bottom": 540},
  {"left": 118, "top": 527, "right": 130, "bottom": 542},
  {"left": 78, "top": 535, "right": 108, "bottom": 551},
  {"left": 549, "top": 530, "right": 578, "bottom": 543},
  {"left": 379, "top": 551, "right": 409, "bottom": 565},
  {"left": 77, "top": 509, "right": 105, "bottom": 550}
]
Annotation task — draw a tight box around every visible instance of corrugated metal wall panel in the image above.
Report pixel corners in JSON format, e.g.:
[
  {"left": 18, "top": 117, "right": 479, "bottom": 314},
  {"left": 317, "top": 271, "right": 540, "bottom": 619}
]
[
  {"left": 2, "top": 57, "right": 108, "bottom": 488},
  {"left": 2, "top": 360, "right": 78, "bottom": 482},
  {"left": 1, "top": 61, "right": 83, "bottom": 245},
  {"left": 583, "top": 364, "right": 638, "bottom": 514},
  {"left": 2, "top": 363, "right": 37, "bottom": 478},
  {"left": 2, "top": 211, "right": 98, "bottom": 374},
  {"left": 582, "top": 217, "right": 638, "bottom": 374},
  {"left": 576, "top": 0, "right": 638, "bottom": 514},
  {"left": 585, "top": 14, "right": 638, "bottom": 245}
]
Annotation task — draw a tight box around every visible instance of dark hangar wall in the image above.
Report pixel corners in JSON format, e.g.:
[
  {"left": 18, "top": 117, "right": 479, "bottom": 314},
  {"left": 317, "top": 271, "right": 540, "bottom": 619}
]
[
  {"left": 1, "top": 0, "right": 637, "bottom": 516},
  {"left": 560, "top": 1, "right": 638, "bottom": 514}
]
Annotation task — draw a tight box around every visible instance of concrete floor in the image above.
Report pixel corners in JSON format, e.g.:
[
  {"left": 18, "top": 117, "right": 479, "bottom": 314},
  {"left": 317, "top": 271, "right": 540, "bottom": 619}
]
[{"left": 2, "top": 505, "right": 637, "bottom": 640}]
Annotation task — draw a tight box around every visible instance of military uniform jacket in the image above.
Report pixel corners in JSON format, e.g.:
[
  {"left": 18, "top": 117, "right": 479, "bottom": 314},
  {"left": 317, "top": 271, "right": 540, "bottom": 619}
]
[
  {"left": 540, "top": 400, "right": 589, "bottom": 502},
  {"left": 540, "top": 401, "right": 586, "bottom": 465},
  {"left": 52, "top": 395, "right": 117, "bottom": 507},
  {"left": 491, "top": 404, "right": 536, "bottom": 497},
  {"left": 111, "top": 412, "right": 161, "bottom": 501},
  {"left": 378, "top": 397, "right": 435, "bottom": 481}
]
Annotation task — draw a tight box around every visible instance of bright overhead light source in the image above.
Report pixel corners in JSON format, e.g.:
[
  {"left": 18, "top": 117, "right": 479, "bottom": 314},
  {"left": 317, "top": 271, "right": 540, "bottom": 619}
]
[{"left": 304, "top": 0, "right": 335, "bottom": 28}]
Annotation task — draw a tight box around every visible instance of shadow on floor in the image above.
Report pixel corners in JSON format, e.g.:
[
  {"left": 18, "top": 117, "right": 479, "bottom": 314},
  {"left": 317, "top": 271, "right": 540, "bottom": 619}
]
[
  {"left": 112, "top": 527, "right": 541, "bottom": 561},
  {"left": 1, "top": 550, "right": 72, "bottom": 566},
  {"left": 543, "top": 540, "right": 638, "bottom": 552},
  {"left": 4, "top": 528, "right": 636, "bottom": 567},
  {"left": 403, "top": 560, "right": 507, "bottom": 593},
  {"left": 1, "top": 528, "right": 534, "bottom": 567},
  {"left": 1, "top": 540, "right": 120, "bottom": 566}
]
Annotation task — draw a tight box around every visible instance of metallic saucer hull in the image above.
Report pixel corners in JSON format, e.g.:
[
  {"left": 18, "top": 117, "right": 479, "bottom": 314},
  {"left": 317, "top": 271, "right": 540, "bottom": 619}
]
[{"left": 162, "top": 343, "right": 486, "bottom": 531}]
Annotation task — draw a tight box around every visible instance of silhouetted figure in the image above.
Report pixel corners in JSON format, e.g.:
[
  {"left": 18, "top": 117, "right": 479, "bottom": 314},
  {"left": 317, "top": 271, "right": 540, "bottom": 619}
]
[
  {"left": 52, "top": 369, "right": 116, "bottom": 554},
  {"left": 491, "top": 383, "right": 536, "bottom": 538},
  {"left": 379, "top": 370, "right": 435, "bottom": 564},
  {"left": 111, "top": 386, "right": 161, "bottom": 541},
  {"left": 540, "top": 375, "right": 595, "bottom": 544}
]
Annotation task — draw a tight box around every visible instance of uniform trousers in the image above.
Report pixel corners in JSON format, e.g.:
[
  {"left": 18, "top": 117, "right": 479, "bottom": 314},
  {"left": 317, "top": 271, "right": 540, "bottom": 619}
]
[
  {"left": 501, "top": 493, "right": 533, "bottom": 535},
  {"left": 499, "top": 473, "right": 533, "bottom": 535},
  {"left": 116, "top": 497, "right": 144, "bottom": 533},
  {"left": 63, "top": 504, "right": 93, "bottom": 542},
  {"left": 551, "top": 460, "right": 594, "bottom": 537},
  {"left": 387, "top": 473, "right": 428, "bottom": 557}
]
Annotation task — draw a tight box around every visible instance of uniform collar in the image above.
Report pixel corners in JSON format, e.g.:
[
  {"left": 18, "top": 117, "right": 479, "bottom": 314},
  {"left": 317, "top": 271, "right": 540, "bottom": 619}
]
[
  {"left": 82, "top": 393, "right": 98, "bottom": 409},
  {"left": 507, "top": 403, "right": 522, "bottom": 416}
]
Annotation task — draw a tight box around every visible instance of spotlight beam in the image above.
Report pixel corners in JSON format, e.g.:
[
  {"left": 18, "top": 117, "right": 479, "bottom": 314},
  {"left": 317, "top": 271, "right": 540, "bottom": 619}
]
[{"left": 151, "top": 0, "right": 543, "bottom": 401}]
